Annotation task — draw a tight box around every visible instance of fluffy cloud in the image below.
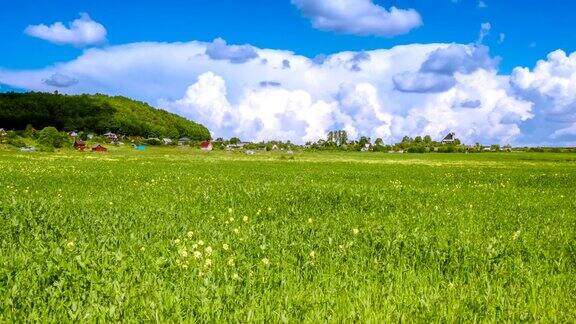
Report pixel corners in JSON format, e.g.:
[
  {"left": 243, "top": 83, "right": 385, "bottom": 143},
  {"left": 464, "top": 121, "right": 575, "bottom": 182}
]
[
  {"left": 2, "top": 38, "right": 570, "bottom": 145},
  {"left": 511, "top": 50, "right": 576, "bottom": 143},
  {"left": 24, "top": 13, "right": 107, "bottom": 47},
  {"left": 43, "top": 73, "right": 78, "bottom": 87},
  {"left": 205, "top": 38, "right": 259, "bottom": 64},
  {"left": 292, "top": 0, "right": 422, "bottom": 37},
  {"left": 393, "top": 72, "right": 456, "bottom": 93}
]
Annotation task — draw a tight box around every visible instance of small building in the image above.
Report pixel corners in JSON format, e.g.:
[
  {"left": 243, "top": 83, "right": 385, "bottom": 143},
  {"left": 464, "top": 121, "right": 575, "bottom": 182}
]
[
  {"left": 441, "top": 132, "right": 456, "bottom": 145},
  {"left": 73, "top": 140, "right": 86, "bottom": 151},
  {"left": 271, "top": 144, "right": 279, "bottom": 150},
  {"left": 178, "top": 137, "right": 191, "bottom": 146},
  {"left": 226, "top": 142, "right": 249, "bottom": 150},
  {"left": 104, "top": 132, "right": 118, "bottom": 141},
  {"left": 92, "top": 144, "right": 107, "bottom": 152},
  {"left": 20, "top": 147, "right": 35, "bottom": 153},
  {"left": 200, "top": 141, "right": 213, "bottom": 151}
]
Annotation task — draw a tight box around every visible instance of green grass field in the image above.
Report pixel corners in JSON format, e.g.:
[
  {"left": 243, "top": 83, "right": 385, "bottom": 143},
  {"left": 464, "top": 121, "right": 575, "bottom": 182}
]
[{"left": 1, "top": 148, "right": 575, "bottom": 322}]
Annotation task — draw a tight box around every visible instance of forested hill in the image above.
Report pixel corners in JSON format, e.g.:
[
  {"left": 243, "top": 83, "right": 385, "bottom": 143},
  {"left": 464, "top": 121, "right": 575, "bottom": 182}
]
[{"left": 0, "top": 92, "right": 211, "bottom": 140}]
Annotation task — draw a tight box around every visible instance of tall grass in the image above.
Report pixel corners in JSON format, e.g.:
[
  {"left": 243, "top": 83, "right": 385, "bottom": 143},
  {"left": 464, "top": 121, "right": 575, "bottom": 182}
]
[{"left": 1, "top": 149, "right": 575, "bottom": 321}]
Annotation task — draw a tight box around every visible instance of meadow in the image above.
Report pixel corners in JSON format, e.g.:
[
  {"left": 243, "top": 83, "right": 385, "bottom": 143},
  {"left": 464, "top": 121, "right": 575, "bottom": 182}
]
[{"left": 1, "top": 147, "right": 575, "bottom": 322}]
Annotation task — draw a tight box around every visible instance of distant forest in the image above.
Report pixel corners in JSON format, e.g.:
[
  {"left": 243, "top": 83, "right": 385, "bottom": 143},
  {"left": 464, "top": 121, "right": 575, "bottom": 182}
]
[{"left": 0, "top": 92, "right": 211, "bottom": 140}]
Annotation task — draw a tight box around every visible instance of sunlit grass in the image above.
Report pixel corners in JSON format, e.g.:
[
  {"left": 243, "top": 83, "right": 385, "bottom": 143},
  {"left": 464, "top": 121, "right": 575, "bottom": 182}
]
[{"left": 1, "top": 149, "right": 575, "bottom": 321}]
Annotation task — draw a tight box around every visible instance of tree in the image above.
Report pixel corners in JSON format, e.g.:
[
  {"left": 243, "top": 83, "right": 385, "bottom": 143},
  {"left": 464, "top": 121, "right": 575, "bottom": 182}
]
[
  {"left": 229, "top": 137, "right": 241, "bottom": 144},
  {"left": 423, "top": 135, "right": 432, "bottom": 143},
  {"left": 374, "top": 138, "right": 384, "bottom": 146},
  {"left": 358, "top": 136, "right": 371, "bottom": 148},
  {"left": 414, "top": 136, "right": 423, "bottom": 144},
  {"left": 38, "top": 127, "right": 68, "bottom": 148}
]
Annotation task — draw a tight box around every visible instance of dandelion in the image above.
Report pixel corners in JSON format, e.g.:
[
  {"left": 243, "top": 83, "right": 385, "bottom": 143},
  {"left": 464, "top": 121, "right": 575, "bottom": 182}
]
[
  {"left": 204, "top": 258, "right": 212, "bottom": 267},
  {"left": 66, "top": 241, "right": 75, "bottom": 249},
  {"left": 228, "top": 257, "right": 235, "bottom": 267},
  {"left": 193, "top": 251, "right": 202, "bottom": 259},
  {"left": 309, "top": 250, "right": 316, "bottom": 258},
  {"left": 198, "top": 240, "right": 205, "bottom": 246},
  {"left": 187, "top": 231, "right": 194, "bottom": 238},
  {"left": 174, "top": 239, "right": 181, "bottom": 245},
  {"left": 261, "top": 257, "right": 270, "bottom": 266},
  {"left": 205, "top": 246, "right": 213, "bottom": 255},
  {"left": 243, "top": 216, "right": 249, "bottom": 223},
  {"left": 192, "top": 243, "right": 198, "bottom": 250},
  {"left": 222, "top": 243, "right": 229, "bottom": 251},
  {"left": 352, "top": 228, "right": 359, "bottom": 235},
  {"left": 232, "top": 273, "right": 241, "bottom": 280},
  {"left": 179, "top": 249, "right": 188, "bottom": 258},
  {"left": 233, "top": 228, "right": 240, "bottom": 235}
]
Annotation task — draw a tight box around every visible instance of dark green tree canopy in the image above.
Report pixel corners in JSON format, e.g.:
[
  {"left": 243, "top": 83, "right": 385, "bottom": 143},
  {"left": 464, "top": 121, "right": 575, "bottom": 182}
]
[{"left": 0, "top": 92, "right": 211, "bottom": 140}]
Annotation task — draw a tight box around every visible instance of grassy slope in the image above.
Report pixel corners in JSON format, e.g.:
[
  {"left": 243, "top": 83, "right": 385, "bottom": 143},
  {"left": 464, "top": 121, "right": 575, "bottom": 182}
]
[{"left": 0, "top": 149, "right": 575, "bottom": 321}]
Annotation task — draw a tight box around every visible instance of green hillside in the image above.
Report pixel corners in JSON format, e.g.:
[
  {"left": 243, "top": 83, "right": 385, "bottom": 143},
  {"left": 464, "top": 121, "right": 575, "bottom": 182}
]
[{"left": 0, "top": 92, "right": 211, "bottom": 140}]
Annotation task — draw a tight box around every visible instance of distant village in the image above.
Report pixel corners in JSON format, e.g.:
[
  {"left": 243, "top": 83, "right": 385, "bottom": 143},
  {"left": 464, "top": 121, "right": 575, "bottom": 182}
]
[{"left": 2, "top": 127, "right": 573, "bottom": 153}]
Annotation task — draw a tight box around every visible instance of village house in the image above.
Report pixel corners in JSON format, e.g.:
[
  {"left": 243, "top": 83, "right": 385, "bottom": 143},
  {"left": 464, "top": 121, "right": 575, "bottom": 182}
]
[
  {"left": 92, "top": 144, "right": 107, "bottom": 152},
  {"left": 104, "top": 132, "right": 118, "bottom": 142},
  {"left": 178, "top": 137, "right": 191, "bottom": 146},
  {"left": 200, "top": 141, "right": 213, "bottom": 151},
  {"left": 73, "top": 140, "right": 86, "bottom": 151},
  {"left": 441, "top": 132, "right": 456, "bottom": 145},
  {"left": 226, "top": 142, "right": 249, "bottom": 150},
  {"left": 20, "top": 147, "right": 35, "bottom": 153}
]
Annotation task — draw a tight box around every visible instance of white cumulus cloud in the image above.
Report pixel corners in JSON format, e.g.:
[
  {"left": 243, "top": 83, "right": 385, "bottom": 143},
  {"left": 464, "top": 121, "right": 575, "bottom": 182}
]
[
  {"left": 292, "top": 0, "right": 422, "bottom": 37},
  {"left": 3, "top": 38, "right": 573, "bottom": 145},
  {"left": 24, "top": 13, "right": 107, "bottom": 47}
]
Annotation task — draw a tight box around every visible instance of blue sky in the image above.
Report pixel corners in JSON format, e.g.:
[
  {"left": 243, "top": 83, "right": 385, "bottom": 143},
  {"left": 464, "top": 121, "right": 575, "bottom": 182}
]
[
  {"left": 2, "top": 0, "right": 574, "bottom": 72},
  {"left": 1, "top": 0, "right": 576, "bottom": 145}
]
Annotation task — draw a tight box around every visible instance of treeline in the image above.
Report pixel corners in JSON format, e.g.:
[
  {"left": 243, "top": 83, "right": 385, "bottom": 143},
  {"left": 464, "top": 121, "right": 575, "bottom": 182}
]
[{"left": 0, "top": 92, "right": 211, "bottom": 140}]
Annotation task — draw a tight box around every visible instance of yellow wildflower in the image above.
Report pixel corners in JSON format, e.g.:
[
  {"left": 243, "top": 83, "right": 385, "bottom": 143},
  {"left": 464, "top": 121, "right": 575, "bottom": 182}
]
[
  {"left": 309, "top": 251, "right": 316, "bottom": 258},
  {"left": 233, "top": 228, "right": 240, "bottom": 235},
  {"left": 352, "top": 228, "right": 359, "bottom": 235},
  {"left": 198, "top": 240, "right": 205, "bottom": 246},
  {"left": 228, "top": 257, "right": 235, "bottom": 267},
  {"left": 262, "top": 258, "right": 270, "bottom": 266},
  {"left": 187, "top": 231, "right": 194, "bottom": 238},
  {"left": 193, "top": 251, "right": 202, "bottom": 259},
  {"left": 222, "top": 243, "right": 229, "bottom": 251},
  {"left": 232, "top": 273, "right": 240, "bottom": 280},
  {"left": 243, "top": 216, "right": 249, "bottom": 223},
  {"left": 204, "top": 259, "right": 212, "bottom": 267},
  {"left": 205, "top": 246, "right": 213, "bottom": 255}
]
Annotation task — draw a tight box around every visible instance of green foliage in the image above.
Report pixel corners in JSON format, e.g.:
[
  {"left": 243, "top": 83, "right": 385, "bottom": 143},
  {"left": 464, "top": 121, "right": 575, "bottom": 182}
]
[
  {"left": 0, "top": 150, "right": 574, "bottom": 321},
  {"left": 0, "top": 92, "right": 210, "bottom": 140},
  {"left": 37, "top": 127, "right": 68, "bottom": 148},
  {"left": 229, "top": 137, "right": 241, "bottom": 144}
]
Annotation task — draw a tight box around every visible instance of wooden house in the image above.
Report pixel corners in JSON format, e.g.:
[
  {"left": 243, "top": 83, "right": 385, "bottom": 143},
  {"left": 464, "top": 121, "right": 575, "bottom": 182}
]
[
  {"left": 73, "top": 140, "right": 86, "bottom": 151},
  {"left": 441, "top": 132, "right": 456, "bottom": 145},
  {"left": 92, "top": 144, "right": 108, "bottom": 152},
  {"left": 200, "top": 141, "right": 213, "bottom": 151}
]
